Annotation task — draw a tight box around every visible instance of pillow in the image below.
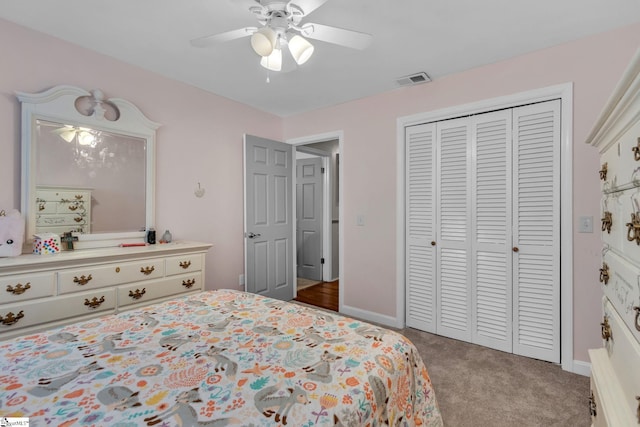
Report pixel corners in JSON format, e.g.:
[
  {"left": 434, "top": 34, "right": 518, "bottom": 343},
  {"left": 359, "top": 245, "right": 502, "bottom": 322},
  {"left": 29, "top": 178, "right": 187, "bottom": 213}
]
[{"left": 0, "top": 209, "right": 25, "bottom": 257}]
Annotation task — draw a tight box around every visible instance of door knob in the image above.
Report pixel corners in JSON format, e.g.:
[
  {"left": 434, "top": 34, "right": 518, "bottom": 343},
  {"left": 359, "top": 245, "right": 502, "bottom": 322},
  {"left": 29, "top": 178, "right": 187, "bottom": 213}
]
[
  {"left": 247, "top": 232, "right": 261, "bottom": 239},
  {"left": 513, "top": 247, "right": 519, "bottom": 252}
]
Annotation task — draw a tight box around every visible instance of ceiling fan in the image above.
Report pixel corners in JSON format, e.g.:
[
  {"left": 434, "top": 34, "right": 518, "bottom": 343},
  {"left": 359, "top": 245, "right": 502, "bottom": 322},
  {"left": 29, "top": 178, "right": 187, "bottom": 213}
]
[{"left": 190, "top": 0, "right": 372, "bottom": 72}]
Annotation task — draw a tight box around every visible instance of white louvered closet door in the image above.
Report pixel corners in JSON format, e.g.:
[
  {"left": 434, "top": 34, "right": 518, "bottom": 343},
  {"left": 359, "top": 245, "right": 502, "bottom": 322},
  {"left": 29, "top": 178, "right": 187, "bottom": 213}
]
[
  {"left": 512, "top": 100, "right": 560, "bottom": 363},
  {"left": 436, "top": 117, "right": 473, "bottom": 342},
  {"left": 405, "top": 123, "right": 437, "bottom": 333},
  {"left": 405, "top": 100, "right": 560, "bottom": 363},
  {"left": 471, "top": 110, "right": 513, "bottom": 353}
]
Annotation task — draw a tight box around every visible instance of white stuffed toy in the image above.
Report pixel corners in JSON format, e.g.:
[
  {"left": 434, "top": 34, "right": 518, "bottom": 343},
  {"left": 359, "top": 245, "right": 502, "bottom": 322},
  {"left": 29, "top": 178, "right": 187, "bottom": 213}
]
[{"left": 0, "top": 209, "right": 25, "bottom": 257}]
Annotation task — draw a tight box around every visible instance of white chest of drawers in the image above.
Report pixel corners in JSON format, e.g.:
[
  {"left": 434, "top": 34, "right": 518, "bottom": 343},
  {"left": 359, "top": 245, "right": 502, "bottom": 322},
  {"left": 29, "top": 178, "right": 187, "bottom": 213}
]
[
  {"left": 0, "top": 241, "right": 212, "bottom": 340},
  {"left": 35, "top": 186, "right": 92, "bottom": 234},
  {"left": 587, "top": 48, "right": 640, "bottom": 426}
]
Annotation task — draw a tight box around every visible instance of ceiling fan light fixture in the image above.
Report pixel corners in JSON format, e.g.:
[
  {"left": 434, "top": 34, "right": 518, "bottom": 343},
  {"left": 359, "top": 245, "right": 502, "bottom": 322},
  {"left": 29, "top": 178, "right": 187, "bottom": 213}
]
[
  {"left": 260, "top": 47, "right": 282, "bottom": 71},
  {"left": 288, "top": 34, "right": 314, "bottom": 65},
  {"left": 250, "top": 26, "right": 276, "bottom": 56}
]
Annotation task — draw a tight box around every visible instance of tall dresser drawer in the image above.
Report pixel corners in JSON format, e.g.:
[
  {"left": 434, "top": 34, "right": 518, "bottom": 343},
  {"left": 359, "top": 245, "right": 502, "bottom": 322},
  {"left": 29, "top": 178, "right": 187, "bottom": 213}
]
[
  {"left": 0, "top": 289, "right": 116, "bottom": 332},
  {"left": 118, "top": 272, "right": 203, "bottom": 308},
  {"left": 0, "top": 272, "right": 55, "bottom": 304},
  {"left": 165, "top": 253, "right": 203, "bottom": 276},
  {"left": 601, "top": 187, "right": 640, "bottom": 258},
  {"left": 601, "top": 251, "right": 640, "bottom": 344},
  {"left": 600, "top": 119, "right": 640, "bottom": 192},
  {"left": 601, "top": 297, "right": 640, "bottom": 424},
  {"left": 58, "top": 258, "right": 165, "bottom": 294}
]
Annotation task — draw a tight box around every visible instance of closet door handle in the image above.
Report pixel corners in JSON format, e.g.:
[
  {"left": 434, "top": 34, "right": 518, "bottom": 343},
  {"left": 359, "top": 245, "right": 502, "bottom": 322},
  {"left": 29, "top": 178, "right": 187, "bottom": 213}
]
[
  {"left": 431, "top": 241, "right": 436, "bottom": 246},
  {"left": 512, "top": 247, "right": 519, "bottom": 253}
]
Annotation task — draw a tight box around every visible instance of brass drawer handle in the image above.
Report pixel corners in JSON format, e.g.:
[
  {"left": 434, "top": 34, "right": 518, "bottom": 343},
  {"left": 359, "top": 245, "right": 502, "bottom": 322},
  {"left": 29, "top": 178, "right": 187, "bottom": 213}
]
[
  {"left": 84, "top": 296, "right": 105, "bottom": 309},
  {"left": 634, "top": 306, "right": 640, "bottom": 332},
  {"left": 599, "top": 162, "right": 608, "bottom": 180},
  {"left": 599, "top": 262, "right": 609, "bottom": 285},
  {"left": 73, "top": 274, "right": 93, "bottom": 286},
  {"left": 6, "top": 282, "right": 31, "bottom": 295},
  {"left": 626, "top": 213, "right": 640, "bottom": 245},
  {"left": 38, "top": 202, "right": 46, "bottom": 211},
  {"left": 1, "top": 310, "right": 24, "bottom": 326},
  {"left": 636, "top": 396, "right": 640, "bottom": 424},
  {"left": 601, "top": 316, "right": 612, "bottom": 341},
  {"left": 140, "top": 266, "right": 155, "bottom": 275},
  {"left": 74, "top": 216, "right": 84, "bottom": 223},
  {"left": 75, "top": 194, "right": 84, "bottom": 200},
  {"left": 179, "top": 260, "right": 192, "bottom": 269},
  {"left": 129, "top": 288, "right": 146, "bottom": 300},
  {"left": 601, "top": 211, "right": 612, "bottom": 234},
  {"left": 633, "top": 138, "right": 640, "bottom": 161},
  {"left": 589, "top": 391, "right": 597, "bottom": 418},
  {"left": 182, "top": 278, "right": 196, "bottom": 289},
  {"left": 68, "top": 204, "right": 78, "bottom": 211}
]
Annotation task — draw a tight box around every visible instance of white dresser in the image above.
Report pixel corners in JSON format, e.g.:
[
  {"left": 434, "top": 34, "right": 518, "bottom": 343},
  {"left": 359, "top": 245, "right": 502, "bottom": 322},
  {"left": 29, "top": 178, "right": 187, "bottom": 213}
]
[
  {"left": 587, "top": 48, "right": 640, "bottom": 426},
  {"left": 0, "top": 241, "right": 212, "bottom": 340},
  {"left": 35, "top": 186, "right": 92, "bottom": 234}
]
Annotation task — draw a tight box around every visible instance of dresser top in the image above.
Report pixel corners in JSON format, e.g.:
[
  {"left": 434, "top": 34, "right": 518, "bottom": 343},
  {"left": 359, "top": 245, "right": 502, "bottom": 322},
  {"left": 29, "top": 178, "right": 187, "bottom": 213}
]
[{"left": 0, "top": 241, "right": 212, "bottom": 273}]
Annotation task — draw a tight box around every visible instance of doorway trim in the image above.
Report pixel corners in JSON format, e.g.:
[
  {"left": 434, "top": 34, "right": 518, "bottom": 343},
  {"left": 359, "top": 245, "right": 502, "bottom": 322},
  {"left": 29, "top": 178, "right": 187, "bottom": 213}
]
[
  {"left": 396, "top": 83, "right": 575, "bottom": 372},
  {"left": 288, "top": 130, "right": 344, "bottom": 310}
]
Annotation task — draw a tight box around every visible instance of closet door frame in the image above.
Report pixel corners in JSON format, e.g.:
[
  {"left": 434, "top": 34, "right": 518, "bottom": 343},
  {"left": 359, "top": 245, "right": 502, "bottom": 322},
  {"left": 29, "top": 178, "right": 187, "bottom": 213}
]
[{"left": 396, "top": 83, "right": 574, "bottom": 372}]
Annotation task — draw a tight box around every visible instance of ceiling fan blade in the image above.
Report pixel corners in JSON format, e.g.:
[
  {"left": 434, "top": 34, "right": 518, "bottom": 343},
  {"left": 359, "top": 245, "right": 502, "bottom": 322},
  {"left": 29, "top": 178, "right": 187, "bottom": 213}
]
[
  {"left": 288, "top": 0, "right": 329, "bottom": 16},
  {"left": 190, "top": 27, "right": 257, "bottom": 48},
  {"left": 301, "top": 23, "right": 372, "bottom": 50}
]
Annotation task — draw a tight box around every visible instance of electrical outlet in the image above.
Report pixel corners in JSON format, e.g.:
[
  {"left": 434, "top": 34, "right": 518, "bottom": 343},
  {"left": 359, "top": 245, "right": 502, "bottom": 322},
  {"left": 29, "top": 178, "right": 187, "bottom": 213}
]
[
  {"left": 578, "top": 216, "right": 593, "bottom": 233},
  {"left": 356, "top": 214, "right": 365, "bottom": 226}
]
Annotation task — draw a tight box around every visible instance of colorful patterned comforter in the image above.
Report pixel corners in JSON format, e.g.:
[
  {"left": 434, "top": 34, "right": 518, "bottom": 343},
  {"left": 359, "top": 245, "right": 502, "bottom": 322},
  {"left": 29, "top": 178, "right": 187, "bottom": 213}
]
[{"left": 0, "top": 290, "right": 442, "bottom": 426}]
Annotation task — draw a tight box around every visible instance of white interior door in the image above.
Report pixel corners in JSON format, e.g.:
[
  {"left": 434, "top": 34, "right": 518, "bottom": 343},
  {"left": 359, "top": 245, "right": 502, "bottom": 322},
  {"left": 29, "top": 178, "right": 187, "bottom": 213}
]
[
  {"left": 244, "top": 134, "right": 294, "bottom": 301},
  {"left": 436, "top": 116, "right": 473, "bottom": 342},
  {"left": 405, "top": 122, "right": 437, "bottom": 333},
  {"left": 471, "top": 110, "right": 513, "bottom": 353},
  {"left": 512, "top": 100, "right": 560, "bottom": 363},
  {"left": 296, "top": 157, "right": 323, "bottom": 281}
]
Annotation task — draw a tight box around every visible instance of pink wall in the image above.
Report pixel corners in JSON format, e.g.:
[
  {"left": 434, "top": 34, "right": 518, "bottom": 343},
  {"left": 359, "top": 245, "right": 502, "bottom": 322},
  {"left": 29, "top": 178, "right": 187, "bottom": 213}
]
[
  {"left": 2, "top": 16, "right": 639, "bottom": 365},
  {"left": 0, "top": 18, "right": 283, "bottom": 290},
  {"left": 283, "top": 23, "right": 640, "bottom": 363}
]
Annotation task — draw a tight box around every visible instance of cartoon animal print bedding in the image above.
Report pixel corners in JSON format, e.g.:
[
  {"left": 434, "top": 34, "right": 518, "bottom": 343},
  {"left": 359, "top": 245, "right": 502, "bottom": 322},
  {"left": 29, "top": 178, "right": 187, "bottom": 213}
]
[{"left": 0, "top": 289, "right": 443, "bottom": 426}]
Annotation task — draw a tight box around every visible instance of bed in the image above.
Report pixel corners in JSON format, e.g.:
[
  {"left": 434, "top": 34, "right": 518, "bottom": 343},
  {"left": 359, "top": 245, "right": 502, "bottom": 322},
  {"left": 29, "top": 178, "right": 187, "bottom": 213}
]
[{"left": 0, "top": 289, "right": 443, "bottom": 426}]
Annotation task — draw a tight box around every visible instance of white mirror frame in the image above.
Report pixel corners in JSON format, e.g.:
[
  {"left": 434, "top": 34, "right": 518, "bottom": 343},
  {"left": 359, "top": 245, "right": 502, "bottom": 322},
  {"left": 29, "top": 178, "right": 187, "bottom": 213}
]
[{"left": 18, "top": 85, "right": 160, "bottom": 250}]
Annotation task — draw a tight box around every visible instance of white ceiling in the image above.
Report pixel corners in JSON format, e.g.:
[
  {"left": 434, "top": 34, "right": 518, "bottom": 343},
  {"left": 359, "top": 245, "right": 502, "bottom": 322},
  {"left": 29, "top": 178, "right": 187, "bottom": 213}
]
[{"left": 1, "top": 0, "right": 639, "bottom": 117}]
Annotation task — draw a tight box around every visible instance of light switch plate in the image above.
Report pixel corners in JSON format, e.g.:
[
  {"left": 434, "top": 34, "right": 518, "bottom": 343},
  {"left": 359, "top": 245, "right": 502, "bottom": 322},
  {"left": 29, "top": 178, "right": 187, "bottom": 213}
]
[{"left": 578, "top": 216, "right": 593, "bottom": 233}]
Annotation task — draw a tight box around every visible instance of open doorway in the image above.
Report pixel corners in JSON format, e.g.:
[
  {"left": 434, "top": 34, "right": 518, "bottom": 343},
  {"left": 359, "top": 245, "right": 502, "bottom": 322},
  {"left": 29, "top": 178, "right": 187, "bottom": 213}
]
[{"left": 293, "top": 137, "right": 340, "bottom": 311}]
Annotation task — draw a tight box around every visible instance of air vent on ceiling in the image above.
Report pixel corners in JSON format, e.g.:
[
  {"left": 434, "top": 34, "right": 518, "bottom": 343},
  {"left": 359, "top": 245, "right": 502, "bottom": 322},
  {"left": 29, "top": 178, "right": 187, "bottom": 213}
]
[{"left": 396, "top": 72, "right": 431, "bottom": 87}]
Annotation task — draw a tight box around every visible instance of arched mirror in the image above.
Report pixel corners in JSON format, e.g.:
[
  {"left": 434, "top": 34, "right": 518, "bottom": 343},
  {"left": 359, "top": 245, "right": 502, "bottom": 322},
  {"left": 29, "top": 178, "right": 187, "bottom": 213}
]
[{"left": 18, "top": 85, "right": 160, "bottom": 250}]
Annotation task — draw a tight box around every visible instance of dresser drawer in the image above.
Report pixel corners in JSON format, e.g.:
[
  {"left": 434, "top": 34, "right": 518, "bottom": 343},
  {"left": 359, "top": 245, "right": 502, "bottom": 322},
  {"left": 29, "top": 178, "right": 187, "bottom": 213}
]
[
  {"left": 599, "top": 111, "right": 640, "bottom": 193},
  {"left": 58, "top": 258, "right": 165, "bottom": 294},
  {"left": 0, "top": 288, "right": 116, "bottom": 332},
  {"left": 165, "top": 253, "right": 203, "bottom": 276},
  {"left": 37, "top": 188, "right": 91, "bottom": 203},
  {"left": 0, "top": 272, "right": 55, "bottom": 304},
  {"left": 601, "top": 251, "right": 640, "bottom": 344},
  {"left": 117, "top": 272, "right": 203, "bottom": 307},
  {"left": 36, "top": 213, "right": 87, "bottom": 227},
  {"left": 601, "top": 297, "right": 640, "bottom": 423}
]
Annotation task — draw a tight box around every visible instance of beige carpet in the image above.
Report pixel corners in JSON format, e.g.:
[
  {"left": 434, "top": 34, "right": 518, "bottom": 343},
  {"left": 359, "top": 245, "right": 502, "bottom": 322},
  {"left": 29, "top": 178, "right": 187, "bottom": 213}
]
[
  {"left": 402, "top": 328, "right": 590, "bottom": 427},
  {"left": 297, "top": 277, "right": 322, "bottom": 290},
  {"left": 290, "top": 300, "right": 590, "bottom": 426}
]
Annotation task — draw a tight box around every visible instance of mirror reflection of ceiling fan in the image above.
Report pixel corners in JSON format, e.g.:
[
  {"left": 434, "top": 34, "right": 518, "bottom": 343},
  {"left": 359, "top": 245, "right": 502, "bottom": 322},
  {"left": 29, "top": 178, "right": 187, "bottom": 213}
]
[{"left": 190, "top": 0, "right": 373, "bottom": 72}]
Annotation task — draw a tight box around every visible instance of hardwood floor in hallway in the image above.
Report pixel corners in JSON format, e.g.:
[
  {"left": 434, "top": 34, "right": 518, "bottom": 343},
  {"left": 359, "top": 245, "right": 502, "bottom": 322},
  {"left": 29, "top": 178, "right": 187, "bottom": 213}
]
[{"left": 293, "top": 280, "right": 339, "bottom": 312}]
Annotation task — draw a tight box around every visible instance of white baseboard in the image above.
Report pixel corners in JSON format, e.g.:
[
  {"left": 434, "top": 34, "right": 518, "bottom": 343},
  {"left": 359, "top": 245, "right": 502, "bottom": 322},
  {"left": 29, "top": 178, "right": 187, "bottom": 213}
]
[
  {"left": 339, "top": 304, "right": 402, "bottom": 329},
  {"left": 571, "top": 359, "right": 591, "bottom": 377}
]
